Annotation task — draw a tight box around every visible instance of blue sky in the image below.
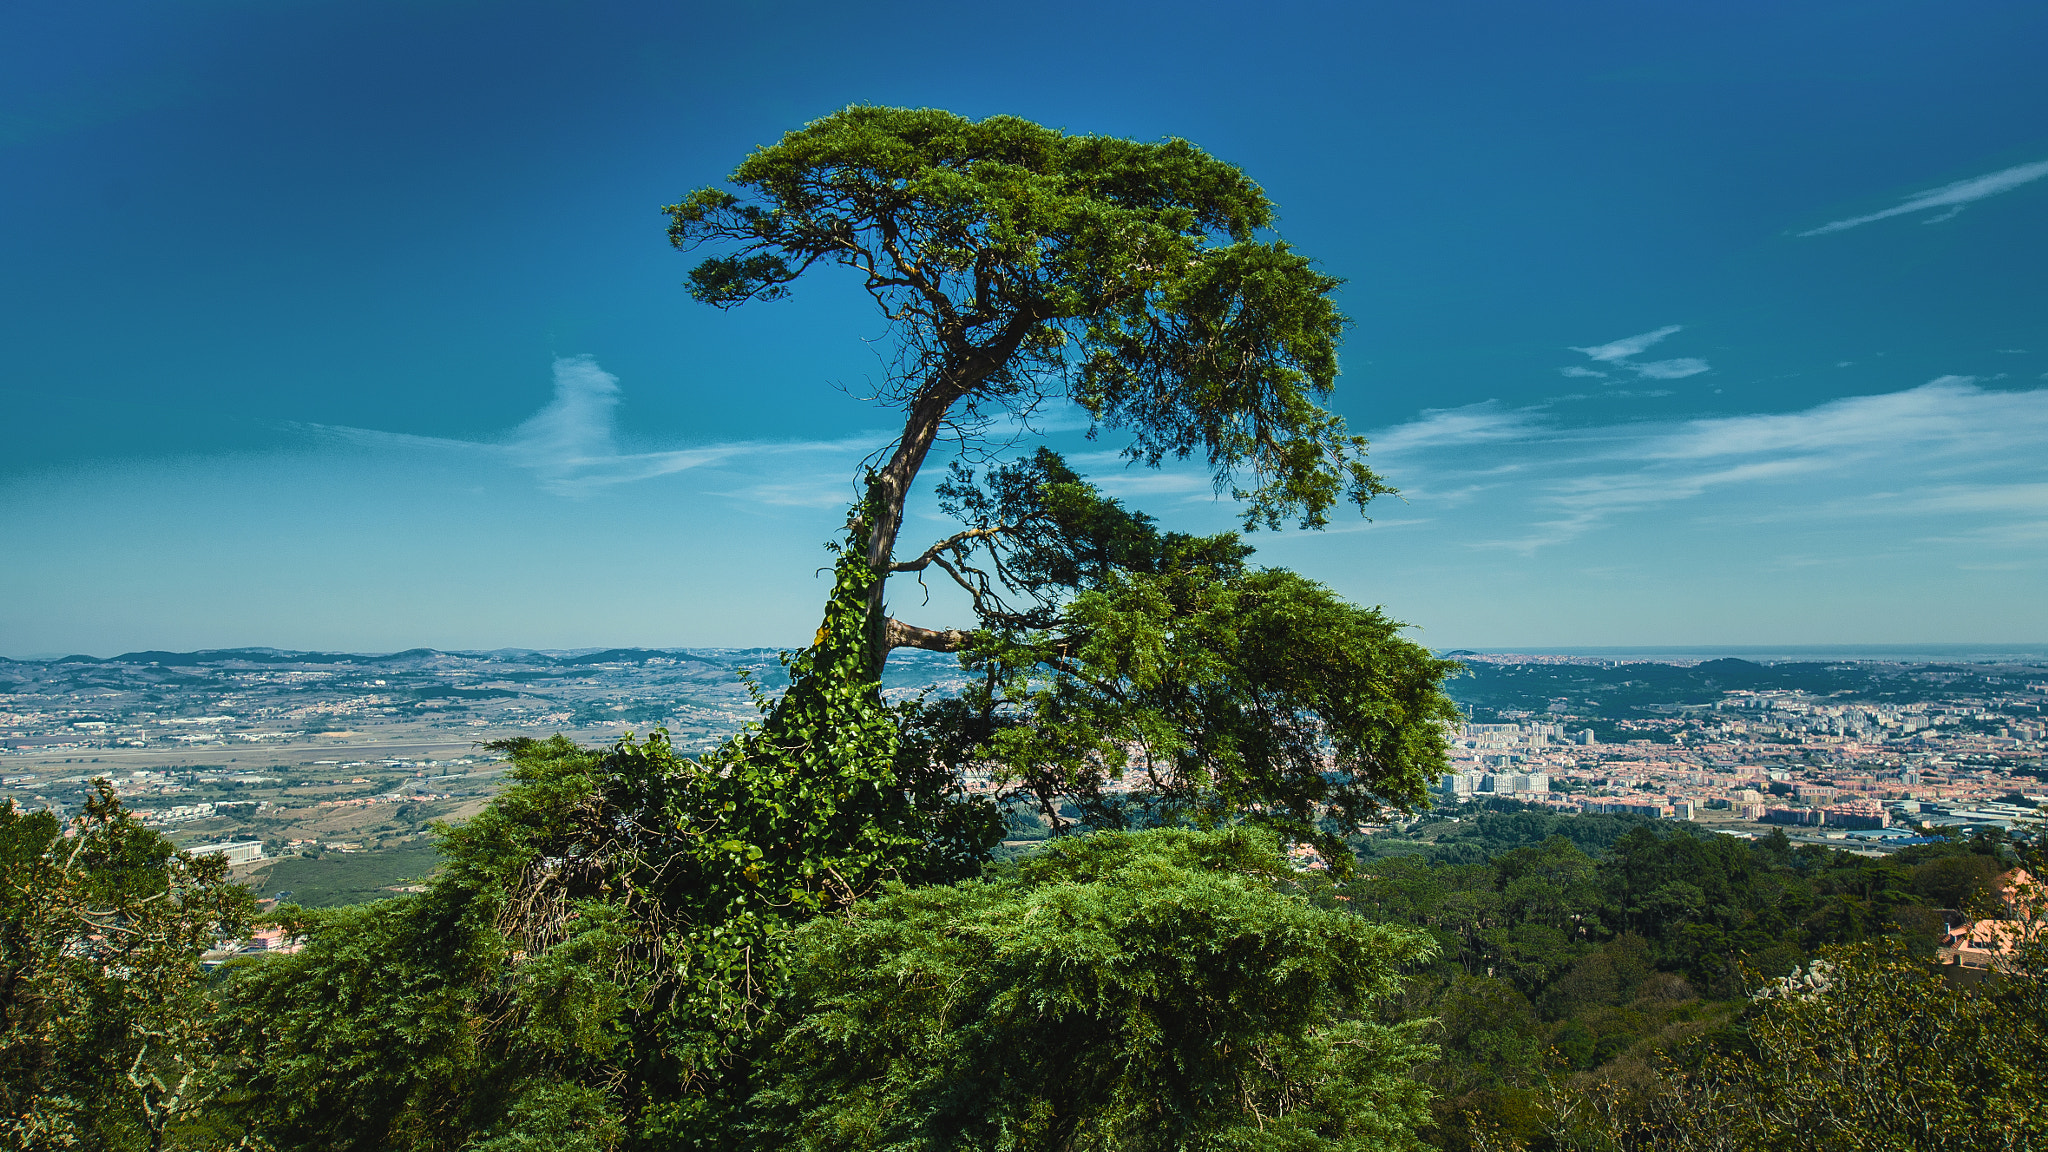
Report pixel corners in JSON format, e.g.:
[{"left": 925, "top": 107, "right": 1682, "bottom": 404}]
[{"left": 3, "top": 0, "right": 2046, "bottom": 655}]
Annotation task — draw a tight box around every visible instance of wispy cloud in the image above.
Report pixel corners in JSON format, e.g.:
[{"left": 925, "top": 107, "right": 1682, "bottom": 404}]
[
  {"left": 1639, "top": 375, "right": 2035, "bottom": 460},
  {"left": 1530, "top": 378, "right": 2048, "bottom": 547},
  {"left": 1631, "top": 357, "right": 1710, "bottom": 380},
  {"left": 1368, "top": 377, "right": 2048, "bottom": 555},
  {"left": 1571, "top": 325, "right": 1682, "bottom": 363},
  {"left": 1564, "top": 325, "right": 1710, "bottom": 381},
  {"left": 1798, "top": 159, "right": 2048, "bottom": 236},
  {"left": 1370, "top": 402, "right": 1545, "bottom": 455},
  {"left": 298, "top": 355, "right": 879, "bottom": 496},
  {"left": 707, "top": 477, "right": 866, "bottom": 509},
  {"left": 1906, "top": 482, "right": 2048, "bottom": 515}
]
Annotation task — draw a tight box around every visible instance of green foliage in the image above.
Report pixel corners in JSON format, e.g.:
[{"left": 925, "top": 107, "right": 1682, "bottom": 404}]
[
  {"left": 211, "top": 543, "right": 1002, "bottom": 1151},
  {"left": 909, "top": 449, "right": 1458, "bottom": 869},
  {"left": 756, "top": 828, "right": 1437, "bottom": 1152},
  {"left": 666, "top": 105, "right": 1386, "bottom": 530},
  {"left": 0, "top": 784, "right": 255, "bottom": 1150},
  {"left": 1908, "top": 851, "right": 1999, "bottom": 908},
  {"left": 209, "top": 713, "right": 1440, "bottom": 1152},
  {"left": 1328, "top": 816, "right": 2044, "bottom": 1150},
  {"left": 207, "top": 891, "right": 507, "bottom": 1151},
  {"left": 1356, "top": 805, "right": 1660, "bottom": 865},
  {"left": 189, "top": 109, "right": 1465, "bottom": 1152},
  {"left": 1561, "top": 938, "right": 2048, "bottom": 1152}
]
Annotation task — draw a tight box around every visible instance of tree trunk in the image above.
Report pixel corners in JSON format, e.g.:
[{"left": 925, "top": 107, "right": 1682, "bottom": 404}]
[
  {"left": 859, "top": 381, "right": 960, "bottom": 669},
  {"left": 846, "top": 314, "right": 1043, "bottom": 669}
]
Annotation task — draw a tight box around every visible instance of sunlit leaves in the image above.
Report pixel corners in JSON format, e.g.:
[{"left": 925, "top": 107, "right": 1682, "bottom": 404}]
[
  {"left": 1, "top": 786, "right": 255, "bottom": 1150},
  {"left": 664, "top": 106, "right": 1383, "bottom": 530},
  {"left": 757, "top": 829, "right": 1438, "bottom": 1152},
  {"left": 919, "top": 453, "right": 1458, "bottom": 866}
]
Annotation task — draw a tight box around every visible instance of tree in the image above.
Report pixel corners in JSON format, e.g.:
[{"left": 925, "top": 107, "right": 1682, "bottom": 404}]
[
  {"left": 668, "top": 106, "right": 1456, "bottom": 854},
  {"left": 207, "top": 740, "right": 606, "bottom": 1152},
  {"left": 753, "top": 828, "right": 1438, "bottom": 1152},
  {"left": 208, "top": 743, "right": 1435, "bottom": 1152},
  {"left": 1326, "top": 823, "right": 2048, "bottom": 1151},
  {"left": 0, "top": 785, "right": 255, "bottom": 1151},
  {"left": 1552, "top": 939, "right": 2048, "bottom": 1152},
  {"left": 666, "top": 105, "right": 1388, "bottom": 665}
]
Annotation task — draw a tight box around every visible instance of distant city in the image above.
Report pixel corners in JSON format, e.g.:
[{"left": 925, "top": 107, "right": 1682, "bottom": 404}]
[
  {"left": 1432, "top": 652, "right": 2046, "bottom": 852},
  {"left": 1, "top": 646, "right": 2041, "bottom": 897}
]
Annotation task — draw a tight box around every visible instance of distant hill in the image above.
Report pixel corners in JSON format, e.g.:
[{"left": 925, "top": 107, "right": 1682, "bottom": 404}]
[
  {"left": 1443, "top": 656, "right": 1953, "bottom": 714},
  {"left": 15, "top": 646, "right": 786, "bottom": 668},
  {"left": 1, "top": 645, "right": 970, "bottom": 698}
]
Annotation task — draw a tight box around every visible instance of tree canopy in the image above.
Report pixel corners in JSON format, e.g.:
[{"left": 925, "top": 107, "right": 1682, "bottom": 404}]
[
  {"left": 665, "top": 105, "right": 1391, "bottom": 662},
  {"left": 668, "top": 107, "right": 1456, "bottom": 856},
  {"left": 1, "top": 786, "right": 254, "bottom": 1150},
  {"left": 204, "top": 744, "right": 1440, "bottom": 1152},
  {"left": 757, "top": 829, "right": 1436, "bottom": 1152},
  {"left": 908, "top": 448, "right": 1456, "bottom": 861},
  {"left": 1331, "top": 812, "right": 2048, "bottom": 1150}
]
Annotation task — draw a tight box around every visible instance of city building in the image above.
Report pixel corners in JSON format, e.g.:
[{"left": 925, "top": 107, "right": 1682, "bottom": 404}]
[{"left": 185, "top": 839, "right": 266, "bottom": 865}]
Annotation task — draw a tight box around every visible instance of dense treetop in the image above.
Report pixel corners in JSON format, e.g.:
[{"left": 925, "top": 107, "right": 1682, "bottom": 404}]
[{"left": 665, "top": 106, "right": 1385, "bottom": 539}]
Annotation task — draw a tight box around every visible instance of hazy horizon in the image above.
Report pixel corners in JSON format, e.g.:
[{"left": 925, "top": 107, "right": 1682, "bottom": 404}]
[{"left": 11, "top": 641, "right": 2048, "bottom": 667}]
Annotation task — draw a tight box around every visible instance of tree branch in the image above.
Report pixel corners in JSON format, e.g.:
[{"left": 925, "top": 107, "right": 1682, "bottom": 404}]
[
  {"left": 888, "top": 523, "right": 1020, "bottom": 572},
  {"left": 884, "top": 618, "right": 974, "bottom": 652}
]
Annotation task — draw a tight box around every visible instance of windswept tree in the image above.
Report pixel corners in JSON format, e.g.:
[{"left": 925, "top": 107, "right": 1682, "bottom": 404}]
[
  {"left": 668, "top": 106, "right": 1457, "bottom": 850},
  {"left": 666, "top": 105, "right": 1385, "bottom": 659}
]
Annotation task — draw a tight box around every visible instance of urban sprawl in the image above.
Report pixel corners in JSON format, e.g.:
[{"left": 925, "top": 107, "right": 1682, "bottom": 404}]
[{"left": 1438, "top": 657, "right": 2046, "bottom": 850}]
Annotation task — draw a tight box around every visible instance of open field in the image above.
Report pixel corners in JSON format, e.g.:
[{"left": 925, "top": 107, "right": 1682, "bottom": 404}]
[{"left": 238, "top": 839, "right": 449, "bottom": 907}]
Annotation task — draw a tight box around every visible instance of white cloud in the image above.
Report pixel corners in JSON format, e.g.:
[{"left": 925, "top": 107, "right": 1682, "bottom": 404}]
[
  {"left": 1799, "top": 158, "right": 2048, "bottom": 236},
  {"left": 1370, "top": 402, "right": 1544, "bottom": 454},
  {"left": 1558, "top": 366, "right": 1607, "bottom": 379},
  {"left": 1564, "top": 324, "right": 1710, "bottom": 380},
  {"left": 1367, "top": 377, "right": 2048, "bottom": 555},
  {"left": 1906, "top": 482, "right": 2048, "bottom": 515},
  {"left": 1631, "top": 358, "right": 1710, "bottom": 380},
  {"left": 509, "top": 355, "right": 620, "bottom": 472},
  {"left": 298, "top": 355, "right": 879, "bottom": 497},
  {"left": 709, "top": 478, "right": 863, "bottom": 509},
  {"left": 1570, "top": 325, "right": 1683, "bottom": 363},
  {"left": 1642, "top": 376, "right": 2007, "bottom": 460}
]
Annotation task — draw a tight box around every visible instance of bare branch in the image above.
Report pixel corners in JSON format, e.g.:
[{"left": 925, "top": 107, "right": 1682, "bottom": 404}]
[
  {"left": 888, "top": 523, "right": 1024, "bottom": 573},
  {"left": 884, "top": 617, "right": 974, "bottom": 652}
]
